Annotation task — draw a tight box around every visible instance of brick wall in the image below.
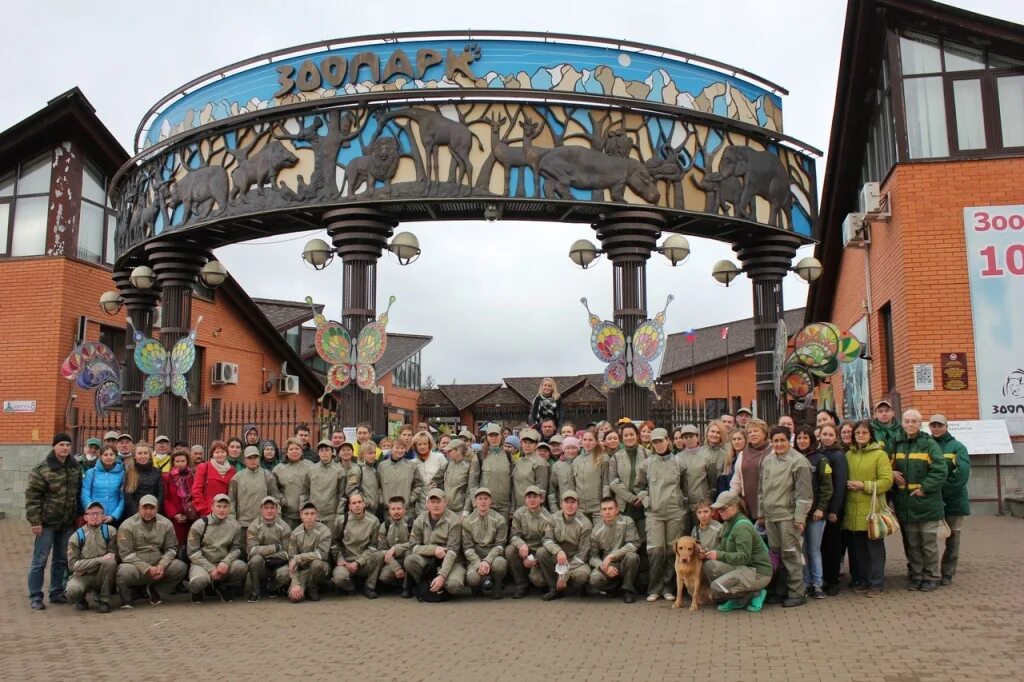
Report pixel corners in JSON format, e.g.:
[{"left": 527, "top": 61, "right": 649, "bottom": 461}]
[{"left": 670, "top": 356, "right": 755, "bottom": 409}]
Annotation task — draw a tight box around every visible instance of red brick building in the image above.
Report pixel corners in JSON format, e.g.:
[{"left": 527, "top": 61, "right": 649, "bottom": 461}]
[{"left": 808, "top": 0, "right": 1024, "bottom": 512}]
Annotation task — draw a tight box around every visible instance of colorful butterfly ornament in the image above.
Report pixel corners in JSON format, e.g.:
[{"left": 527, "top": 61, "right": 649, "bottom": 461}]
[
  {"left": 60, "top": 341, "right": 122, "bottom": 416},
  {"left": 581, "top": 295, "right": 674, "bottom": 393},
  {"left": 306, "top": 296, "right": 396, "bottom": 401},
  {"left": 129, "top": 315, "right": 203, "bottom": 406}
]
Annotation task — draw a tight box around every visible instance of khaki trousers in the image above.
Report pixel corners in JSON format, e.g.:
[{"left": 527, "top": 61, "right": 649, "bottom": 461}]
[
  {"left": 332, "top": 553, "right": 383, "bottom": 590},
  {"left": 703, "top": 559, "right": 772, "bottom": 602},
  {"left": 588, "top": 553, "right": 640, "bottom": 593},
  {"left": 66, "top": 555, "right": 117, "bottom": 604},
  {"left": 764, "top": 519, "right": 805, "bottom": 597}
]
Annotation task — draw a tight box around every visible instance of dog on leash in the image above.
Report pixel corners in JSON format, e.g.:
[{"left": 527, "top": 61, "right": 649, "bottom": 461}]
[{"left": 672, "top": 536, "right": 709, "bottom": 611}]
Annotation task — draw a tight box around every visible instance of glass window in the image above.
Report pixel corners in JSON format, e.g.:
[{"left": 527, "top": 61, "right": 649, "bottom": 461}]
[
  {"left": 952, "top": 79, "right": 987, "bottom": 150},
  {"left": 0, "top": 172, "right": 14, "bottom": 197},
  {"left": 78, "top": 202, "right": 105, "bottom": 263},
  {"left": 17, "top": 154, "right": 52, "bottom": 195},
  {"left": 105, "top": 214, "right": 117, "bottom": 263},
  {"left": 944, "top": 42, "right": 985, "bottom": 72},
  {"left": 990, "top": 52, "right": 1024, "bottom": 69},
  {"left": 10, "top": 195, "right": 48, "bottom": 256},
  {"left": 82, "top": 164, "right": 106, "bottom": 205},
  {"left": 0, "top": 203, "right": 9, "bottom": 252},
  {"left": 998, "top": 75, "right": 1024, "bottom": 147},
  {"left": 98, "top": 324, "right": 126, "bottom": 365},
  {"left": 285, "top": 326, "right": 301, "bottom": 354},
  {"left": 900, "top": 33, "right": 942, "bottom": 74},
  {"left": 904, "top": 77, "right": 949, "bottom": 158}
]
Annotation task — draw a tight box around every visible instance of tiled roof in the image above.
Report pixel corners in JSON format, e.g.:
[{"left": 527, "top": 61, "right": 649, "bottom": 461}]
[
  {"left": 472, "top": 387, "right": 527, "bottom": 406},
  {"left": 439, "top": 384, "right": 502, "bottom": 411},
  {"left": 252, "top": 297, "right": 323, "bottom": 332},
  {"left": 418, "top": 388, "right": 454, "bottom": 408},
  {"left": 659, "top": 308, "right": 806, "bottom": 379},
  {"left": 376, "top": 333, "right": 431, "bottom": 378},
  {"left": 503, "top": 376, "right": 588, "bottom": 402}
]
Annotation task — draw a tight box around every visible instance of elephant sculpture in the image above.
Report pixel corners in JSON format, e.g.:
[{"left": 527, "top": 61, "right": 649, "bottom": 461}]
[{"left": 716, "top": 146, "right": 792, "bottom": 227}]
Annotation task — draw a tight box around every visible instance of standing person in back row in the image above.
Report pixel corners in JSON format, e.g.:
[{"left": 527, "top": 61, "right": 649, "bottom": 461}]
[
  {"left": 512, "top": 429, "right": 550, "bottom": 509},
  {"left": 929, "top": 414, "right": 970, "bottom": 586},
  {"left": 635, "top": 428, "right": 686, "bottom": 603},
  {"left": 870, "top": 399, "right": 905, "bottom": 454},
  {"left": 529, "top": 378, "right": 563, "bottom": 427},
  {"left": 230, "top": 446, "right": 282, "bottom": 532},
  {"left": 469, "top": 424, "right": 514, "bottom": 520}
]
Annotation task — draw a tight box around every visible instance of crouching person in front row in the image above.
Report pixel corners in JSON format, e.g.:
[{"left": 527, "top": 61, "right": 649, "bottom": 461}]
[
  {"left": 66, "top": 501, "right": 118, "bottom": 613},
  {"left": 701, "top": 491, "right": 773, "bottom": 613},
  {"left": 246, "top": 496, "right": 292, "bottom": 602},
  {"left": 588, "top": 496, "right": 640, "bottom": 603},
  {"left": 376, "top": 497, "right": 412, "bottom": 596},
  {"left": 404, "top": 488, "right": 465, "bottom": 597},
  {"left": 287, "top": 501, "right": 331, "bottom": 602},
  {"left": 537, "top": 490, "right": 592, "bottom": 601},
  {"left": 461, "top": 487, "right": 508, "bottom": 599},
  {"left": 331, "top": 492, "right": 382, "bottom": 599},
  {"left": 187, "top": 493, "right": 247, "bottom": 604},
  {"left": 115, "top": 494, "right": 187, "bottom": 609}
]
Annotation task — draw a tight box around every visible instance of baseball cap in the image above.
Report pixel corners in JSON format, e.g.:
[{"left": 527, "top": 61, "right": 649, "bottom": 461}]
[
  {"left": 712, "top": 490, "right": 741, "bottom": 509},
  {"left": 426, "top": 488, "right": 446, "bottom": 500},
  {"left": 874, "top": 399, "right": 893, "bottom": 410},
  {"left": 650, "top": 428, "right": 669, "bottom": 441},
  {"left": 139, "top": 494, "right": 158, "bottom": 508},
  {"left": 244, "top": 446, "right": 261, "bottom": 458},
  {"left": 537, "top": 442, "right": 552, "bottom": 452},
  {"left": 86, "top": 500, "right": 105, "bottom": 511},
  {"left": 474, "top": 487, "right": 492, "bottom": 498},
  {"left": 155, "top": 435, "right": 170, "bottom": 443},
  {"left": 104, "top": 430, "right": 119, "bottom": 440},
  {"left": 301, "top": 501, "right": 318, "bottom": 511},
  {"left": 525, "top": 485, "right": 544, "bottom": 497},
  {"left": 443, "top": 439, "right": 463, "bottom": 452},
  {"left": 929, "top": 414, "right": 948, "bottom": 426},
  {"left": 213, "top": 493, "right": 230, "bottom": 504},
  {"left": 549, "top": 434, "right": 564, "bottom": 445},
  {"left": 485, "top": 424, "right": 502, "bottom": 435},
  {"left": 260, "top": 496, "right": 280, "bottom": 506},
  {"left": 679, "top": 424, "right": 699, "bottom": 436},
  {"left": 736, "top": 407, "right": 753, "bottom": 416},
  {"left": 339, "top": 441, "right": 354, "bottom": 451},
  {"left": 561, "top": 490, "right": 579, "bottom": 502},
  {"left": 118, "top": 433, "right": 134, "bottom": 442},
  {"left": 520, "top": 428, "right": 540, "bottom": 442},
  {"left": 458, "top": 429, "right": 474, "bottom": 440},
  {"left": 317, "top": 439, "right": 333, "bottom": 448},
  {"left": 85, "top": 438, "right": 102, "bottom": 448}
]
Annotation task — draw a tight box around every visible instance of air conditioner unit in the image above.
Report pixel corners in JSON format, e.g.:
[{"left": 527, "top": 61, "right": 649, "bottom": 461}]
[
  {"left": 211, "top": 362, "right": 239, "bottom": 385},
  {"left": 859, "top": 182, "right": 881, "bottom": 214},
  {"left": 842, "top": 212, "right": 867, "bottom": 247},
  {"left": 278, "top": 374, "right": 300, "bottom": 395}
]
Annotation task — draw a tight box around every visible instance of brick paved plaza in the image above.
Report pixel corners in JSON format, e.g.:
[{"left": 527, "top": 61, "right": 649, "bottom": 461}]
[{"left": 1, "top": 516, "right": 1022, "bottom": 681}]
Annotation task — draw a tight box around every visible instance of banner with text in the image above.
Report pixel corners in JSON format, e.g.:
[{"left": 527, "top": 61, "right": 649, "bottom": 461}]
[{"left": 964, "top": 205, "right": 1024, "bottom": 436}]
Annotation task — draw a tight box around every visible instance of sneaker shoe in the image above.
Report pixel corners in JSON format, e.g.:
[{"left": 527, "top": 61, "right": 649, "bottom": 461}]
[
  {"left": 939, "top": 576, "right": 952, "bottom": 586},
  {"left": 866, "top": 589, "right": 882, "bottom": 598},
  {"left": 97, "top": 602, "right": 111, "bottom": 614},
  {"left": 765, "top": 593, "right": 785, "bottom": 605},
  {"left": 746, "top": 589, "right": 768, "bottom": 612},
  {"left": 851, "top": 582, "right": 869, "bottom": 593},
  {"left": 918, "top": 581, "right": 937, "bottom": 592},
  {"left": 512, "top": 586, "right": 528, "bottom": 599},
  {"left": 49, "top": 594, "right": 69, "bottom": 605},
  {"left": 247, "top": 592, "right": 261, "bottom": 603},
  {"left": 364, "top": 587, "right": 379, "bottom": 599},
  {"left": 307, "top": 586, "right": 321, "bottom": 602},
  {"left": 30, "top": 598, "right": 46, "bottom": 611},
  {"left": 623, "top": 590, "right": 636, "bottom": 604},
  {"left": 907, "top": 581, "right": 922, "bottom": 591},
  {"left": 824, "top": 584, "right": 840, "bottom": 596},
  {"left": 542, "top": 590, "right": 563, "bottom": 601},
  {"left": 717, "top": 599, "right": 745, "bottom": 612},
  {"left": 147, "top": 586, "right": 162, "bottom": 605},
  {"left": 811, "top": 586, "right": 826, "bottom": 600},
  {"left": 663, "top": 592, "right": 675, "bottom": 601},
  {"left": 645, "top": 593, "right": 659, "bottom": 603},
  {"left": 119, "top": 586, "right": 134, "bottom": 609},
  {"left": 783, "top": 594, "right": 807, "bottom": 608},
  {"left": 191, "top": 591, "right": 204, "bottom": 604},
  {"left": 75, "top": 598, "right": 90, "bottom": 611}
]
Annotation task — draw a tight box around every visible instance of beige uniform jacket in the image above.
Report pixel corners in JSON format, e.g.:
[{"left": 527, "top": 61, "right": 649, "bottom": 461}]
[
  {"left": 588, "top": 515, "right": 639, "bottom": 567},
  {"left": 572, "top": 454, "right": 610, "bottom": 516},
  {"left": 117, "top": 513, "right": 178, "bottom": 572},
  {"left": 608, "top": 447, "right": 649, "bottom": 508},
  {"left": 509, "top": 505, "right": 552, "bottom": 553},
  {"left": 338, "top": 461, "right": 363, "bottom": 501},
  {"left": 68, "top": 524, "right": 117, "bottom": 573},
  {"left": 461, "top": 509, "right": 508, "bottom": 568},
  {"left": 442, "top": 460, "right": 470, "bottom": 513},
  {"left": 359, "top": 462, "right": 382, "bottom": 513},
  {"left": 758, "top": 449, "right": 813, "bottom": 522},
  {"left": 637, "top": 453, "right": 687, "bottom": 518},
  {"left": 377, "top": 517, "right": 412, "bottom": 572},
  {"left": 187, "top": 515, "right": 244, "bottom": 571},
  {"left": 468, "top": 449, "right": 513, "bottom": 513},
  {"left": 547, "top": 459, "right": 575, "bottom": 513},
  {"left": 273, "top": 459, "right": 312, "bottom": 521},
  {"left": 229, "top": 467, "right": 282, "bottom": 526},
  {"left": 677, "top": 448, "right": 719, "bottom": 511},
  {"left": 542, "top": 513, "right": 593, "bottom": 570},
  {"left": 331, "top": 512, "right": 381, "bottom": 565},
  {"left": 246, "top": 516, "right": 291, "bottom": 561},
  {"left": 409, "top": 509, "right": 461, "bottom": 578},
  {"left": 288, "top": 522, "right": 332, "bottom": 566},
  {"left": 378, "top": 457, "right": 425, "bottom": 515},
  {"left": 305, "top": 460, "right": 347, "bottom": 525},
  {"left": 512, "top": 453, "right": 550, "bottom": 510}
]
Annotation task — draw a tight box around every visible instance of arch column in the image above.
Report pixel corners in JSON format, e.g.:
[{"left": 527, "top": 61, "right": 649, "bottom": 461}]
[
  {"left": 594, "top": 210, "right": 665, "bottom": 422},
  {"left": 733, "top": 234, "right": 800, "bottom": 426},
  {"left": 113, "top": 266, "right": 161, "bottom": 440},
  {"left": 145, "top": 241, "right": 210, "bottom": 444},
  {"left": 325, "top": 207, "right": 397, "bottom": 432}
]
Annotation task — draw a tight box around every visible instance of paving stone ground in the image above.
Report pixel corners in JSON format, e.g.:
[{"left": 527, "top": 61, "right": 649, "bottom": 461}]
[{"left": 1, "top": 515, "right": 1022, "bottom": 681}]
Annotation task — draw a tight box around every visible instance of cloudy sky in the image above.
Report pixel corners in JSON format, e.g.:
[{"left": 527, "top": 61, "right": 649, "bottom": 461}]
[{"left": 5, "top": 0, "right": 1022, "bottom": 384}]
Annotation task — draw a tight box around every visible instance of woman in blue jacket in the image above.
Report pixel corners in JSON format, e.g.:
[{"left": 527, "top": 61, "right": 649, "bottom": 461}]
[{"left": 81, "top": 446, "right": 125, "bottom": 524}]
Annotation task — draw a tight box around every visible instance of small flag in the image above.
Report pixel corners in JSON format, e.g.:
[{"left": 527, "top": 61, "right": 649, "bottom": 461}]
[
  {"left": 684, "top": 328, "right": 696, "bottom": 344},
  {"left": 721, "top": 326, "right": 730, "bottom": 340}
]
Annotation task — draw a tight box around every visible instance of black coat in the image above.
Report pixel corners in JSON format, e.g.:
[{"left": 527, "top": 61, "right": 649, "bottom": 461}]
[{"left": 123, "top": 462, "right": 164, "bottom": 518}]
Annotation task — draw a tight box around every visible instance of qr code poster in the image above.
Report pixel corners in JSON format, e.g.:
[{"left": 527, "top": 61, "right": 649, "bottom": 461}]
[{"left": 914, "top": 364, "right": 935, "bottom": 391}]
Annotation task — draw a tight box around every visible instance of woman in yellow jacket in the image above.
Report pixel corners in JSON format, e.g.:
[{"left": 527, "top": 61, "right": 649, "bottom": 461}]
[{"left": 843, "top": 419, "right": 893, "bottom": 597}]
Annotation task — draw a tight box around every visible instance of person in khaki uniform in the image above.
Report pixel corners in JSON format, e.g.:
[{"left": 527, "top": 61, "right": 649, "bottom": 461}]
[
  {"left": 66, "top": 501, "right": 118, "bottom": 613},
  {"left": 506, "top": 485, "right": 551, "bottom": 598},
  {"left": 608, "top": 425, "right": 648, "bottom": 542},
  {"left": 337, "top": 442, "right": 363, "bottom": 504},
  {"left": 246, "top": 496, "right": 292, "bottom": 602},
  {"left": 115, "top": 494, "right": 187, "bottom": 609},
  {"left": 759, "top": 426, "right": 813, "bottom": 608},
  {"left": 230, "top": 446, "right": 283, "bottom": 531},
  {"left": 469, "top": 424, "right": 514, "bottom": 519},
  {"left": 359, "top": 446, "right": 383, "bottom": 518},
  {"left": 548, "top": 438, "right": 577, "bottom": 514},
  {"left": 331, "top": 492, "right": 383, "bottom": 598},
  {"left": 537, "top": 490, "right": 593, "bottom": 601},
  {"left": 635, "top": 428, "right": 687, "bottom": 602},
  {"left": 440, "top": 440, "right": 471, "bottom": 514},
  {"left": 287, "top": 502, "right": 332, "bottom": 602},
  {"left": 187, "top": 494, "right": 247, "bottom": 603},
  {"left": 376, "top": 497, "right": 413, "bottom": 595},
  {"left": 571, "top": 436, "right": 609, "bottom": 523},
  {"left": 305, "top": 440, "right": 347, "bottom": 528},
  {"left": 378, "top": 441, "right": 425, "bottom": 523},
  {"left": 273, "top": 438, "right": 312, "bottom": 528},
  {"left": 675, "top": 424, "right": 719, "bottom": 535},
  {"left": 588, "top": 496, "right": 640, "bottom": 603},
  {"left": 404, "top": 489, "right": 465, "bottom": 597},
  {"left": 512, "top": 429, "right": 550, "bottom": 509},
  {"left": 461, "top": 488, "right": 508, "bottom": 599},
  {"left": 702, "top": 491, "right": 773, "bottom": 613}
]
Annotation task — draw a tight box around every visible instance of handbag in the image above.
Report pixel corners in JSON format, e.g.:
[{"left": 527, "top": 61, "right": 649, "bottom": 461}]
[{"left": 866, "top": 485, "right": 899, "bottom": 540}]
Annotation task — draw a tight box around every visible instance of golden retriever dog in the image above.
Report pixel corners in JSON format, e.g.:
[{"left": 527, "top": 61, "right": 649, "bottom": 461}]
[{"left": 672, "top": 536, "right": 708, "bottom": 611}]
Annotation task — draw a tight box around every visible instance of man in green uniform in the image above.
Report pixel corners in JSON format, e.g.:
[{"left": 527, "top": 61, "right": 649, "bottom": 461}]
[
  {"left": 287, "top": 501, "right": 332, "bottom": 602},
  {"left": 187, "top": 493, "right": 247, "bottom": 603},
  {"left": 379, "top": 441, "right": 425, "bottom": 524},
  {"left": 929, "top": 414, "right": 971, "bottom": 586},
  {"left": 537, "top": 490, "right": 592, "bottom": 601},
  {"left": 115, "top": 494, "right": 187, "bottom": 609},
  {"left": 588, "top": 496, "right": 640, "bottom": 603},
  {"left": 246, "top": 496, "right": 291, "bottom": 602},
  {"left": 461, "top": 488, "right": 508, "bottom": 599},
  {"left": 331, "top": 491, "right": 382, "bottom": 598},
  {"left": 506, "top": 485, "right": 551, "bottom": 598},
  {"left": 66, "top": 501, "right": 118, "bottom": 613},
  {"left": 404, "top": 489, "right": 465, "bottom": 597},
  {"left": 376, "top": 497, "right": 413, "bottom": 595},
  {"left": 469, "top": 424, "right": 514, "bottom": 519}
]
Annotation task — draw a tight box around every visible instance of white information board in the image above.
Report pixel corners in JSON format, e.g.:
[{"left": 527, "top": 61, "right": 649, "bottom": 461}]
[{"left": 946, "top": 420, "right": 1014, "bottom": 455}]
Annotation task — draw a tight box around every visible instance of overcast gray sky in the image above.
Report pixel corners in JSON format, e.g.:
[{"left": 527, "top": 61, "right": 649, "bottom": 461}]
[{"left": 5, "top": 0, "right": 1022, "bottom": 384}]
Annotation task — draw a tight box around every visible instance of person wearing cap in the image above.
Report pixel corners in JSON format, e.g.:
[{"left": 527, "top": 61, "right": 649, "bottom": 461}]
[
  {"left": 870, "top": 398, "right": 905, "bottom": 454},
  {"left": 329, "top": 428, "right": 347, "bottom": 458},
  {"left": 458, "top": 428, "right": 475, "bottom": 443},
  {"left": 572, "top": 434, "right": 610, "bottom": 524},
  {"left": 66, "top": 501, "right": 118, "bottom": 613},
  {"left": 81, "top": 446, "right": 126, "bottom": 525},
  {"left": 246, "top": 496, "right": 292, "bottom": 602},
  {"left": 506, "top": 485, "right": 552, "bottom": 598},
  {"left": 304, "top": 439, "right": 348, "bottom": 528},
  {"left": 116, "top": 433, "right": 135, "bottom": 459},
  {"left": 152, "top": 435, "right": 173, "bottom": 473},
  {"left": 376, "top": 497, "right": 413, "bottom": 594},
  {"left": 930, "top": 414, "right": 970, "bottom": 586},
  {"left": 379, "top": 440, "right": 425, "bottom": 523},
  {"left": 536, "top": 490, "right": 592, "bottom": 600},
  {"left": 634, "top": 427, "right": 686, "bottom": 602},
  {"left": 25, "top": 432, "right": 82, "bottom": 610},
  {"left": 441, "top": 439, "right": 471, "bottom": 513},
  {"left": 104, "top": 430, "right": 119, "bottom": 450},
  {"left": 336, "top": 441, "right": 363, "bottom": 503},
  {"left": 115, "top": 494, "right": 187, "bottom": 608},
  {"left": 891, "top": 409, "right": 947, "bottom": 592},
  {"left": 330, "top": 491, "right": 382, "bottom": 598},
  {"left": 186, "top": 494, "right": 246, "bottom": 603},
  {"left": 588, "top": 496, "right": 640, "bottom": 602},
  {"left": 675, "top": 424, "right": 719, "bottom": 537},
  {"left": 735, "top": 408, "right": 753, "bottom": 428},
  {"left": 287, "top": 502, "right": 332, "bottom": 602},
  {"left": 547, "top": 437, "right": 577, "bottom": 515},
  {"left": 404, "top": 488, "right": 464, "bottom": 596},
  {"left": 512, "top": 428, "right": 550, "bottom": 510},
  {"left": 358, "top": 443, "right": 383, "bottom": 519},
  {"left": 608, "top": 423, "right": 649, "bottom": 546},
  {"left": 273, "top": 438, "right": 312, "bottom": 529},
  {"left": 548, "top": 433, "right": 564, "bottom": 460},
  {"left": 470, "top": 424, "right": 514, "bottom": 520},
  {"left": 701, "top": 490, "right": 773, "bottom": 612},
  {"left": 534, "top": 440, "right": 555, "bottom": 464},
  {"left": 77, "top": 437, "right": 103, "bottom": 470},
  {"left": 539, "top": 418, "right": 558, "bottom": 444},
  {"left": 229, "top": 445, "right": 283, "bottom": 531},
  {"left": 461, "top": 488, "right": 509, "bottom": 599}
]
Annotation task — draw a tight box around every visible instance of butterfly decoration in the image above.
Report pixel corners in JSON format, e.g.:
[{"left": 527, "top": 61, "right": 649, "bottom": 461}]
[
  {"left": 780, "top": 322, "right": 864, "bottom": 399},
  {"left": 581, "top": 295, "right": 674, "bottom": 394},
  {"left": 306, "top": 295, "right": 396, "bottom": 400},
  {"left": 129, "top": 315, "right": 203, "bottom": 406},
  {"left": 60, "top": 342, "right": 122, "bottom": 416}
]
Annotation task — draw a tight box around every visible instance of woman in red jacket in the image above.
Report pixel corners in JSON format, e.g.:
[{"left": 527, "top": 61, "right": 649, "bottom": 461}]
[
  {"left": 163, "top": 449, "right": 197, "bottom": 545},
  {"left": 191, "top": 440, "right": 235, "bottom": 517}
]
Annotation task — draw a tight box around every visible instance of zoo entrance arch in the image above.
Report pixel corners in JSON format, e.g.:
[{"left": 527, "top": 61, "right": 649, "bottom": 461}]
[{"left": 109, "top": 31, "right": 820, "bottom": 441}]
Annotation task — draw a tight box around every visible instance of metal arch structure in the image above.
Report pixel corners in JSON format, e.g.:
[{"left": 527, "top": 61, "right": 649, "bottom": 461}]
[{"left": 109, "top": 32, "right": 821, "bottom": 433}]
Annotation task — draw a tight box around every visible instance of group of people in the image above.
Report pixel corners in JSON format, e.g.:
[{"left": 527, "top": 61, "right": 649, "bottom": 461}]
[{"left": 25, "top": 378, "right": 970, "bottom": 614}]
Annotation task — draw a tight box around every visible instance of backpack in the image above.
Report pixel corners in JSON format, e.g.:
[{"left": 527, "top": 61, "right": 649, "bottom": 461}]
[
  {"left": 415, "top": 557, "right": 451, "bottom": 603},
  {"left": 76, "top": 524, "right": 111, "bottom": 545}
]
